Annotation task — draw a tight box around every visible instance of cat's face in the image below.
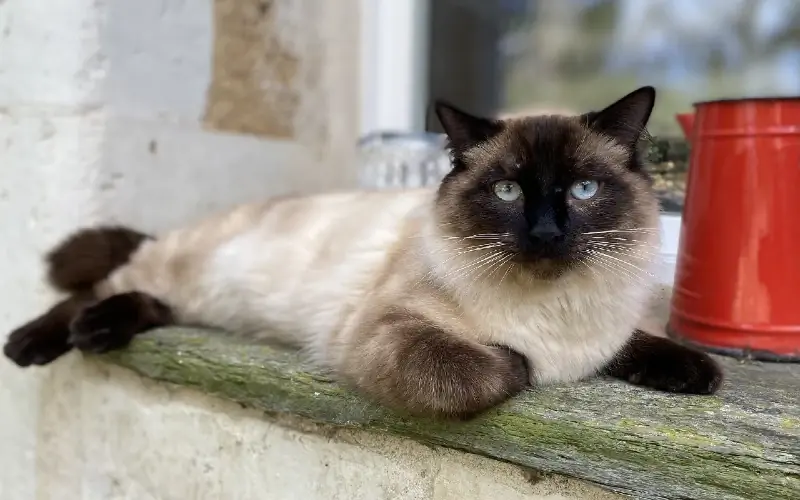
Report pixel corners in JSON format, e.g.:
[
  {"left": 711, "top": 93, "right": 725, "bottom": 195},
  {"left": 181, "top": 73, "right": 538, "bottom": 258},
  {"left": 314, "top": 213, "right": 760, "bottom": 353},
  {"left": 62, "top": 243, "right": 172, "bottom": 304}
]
[{"left": 434, "top": 87, "right": 660, "bottom": 277}]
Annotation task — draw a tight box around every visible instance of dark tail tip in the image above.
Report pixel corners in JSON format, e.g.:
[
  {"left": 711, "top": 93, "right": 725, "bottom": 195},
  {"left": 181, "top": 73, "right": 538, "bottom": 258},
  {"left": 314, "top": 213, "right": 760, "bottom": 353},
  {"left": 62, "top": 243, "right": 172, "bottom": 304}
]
[{"left": 46, "top": 226, "right": 152, "bottom": 293}]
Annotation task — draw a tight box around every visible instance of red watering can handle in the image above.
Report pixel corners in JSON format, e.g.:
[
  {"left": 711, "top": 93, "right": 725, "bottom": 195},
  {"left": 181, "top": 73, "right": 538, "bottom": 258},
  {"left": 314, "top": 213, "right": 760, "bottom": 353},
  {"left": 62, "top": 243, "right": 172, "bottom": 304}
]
[{"left": 675, "top": 113, "right": 695, "bottom": 142}]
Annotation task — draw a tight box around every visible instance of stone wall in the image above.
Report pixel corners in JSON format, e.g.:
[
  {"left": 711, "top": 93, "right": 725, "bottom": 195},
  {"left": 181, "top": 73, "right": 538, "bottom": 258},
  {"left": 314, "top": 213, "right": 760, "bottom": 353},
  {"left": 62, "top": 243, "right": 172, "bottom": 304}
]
[
  {"left": 0, "top": 0, "right": 359, "bottom": 498},
  {"left": 35, "top": 358, "right": 623, "bottom": 500}
]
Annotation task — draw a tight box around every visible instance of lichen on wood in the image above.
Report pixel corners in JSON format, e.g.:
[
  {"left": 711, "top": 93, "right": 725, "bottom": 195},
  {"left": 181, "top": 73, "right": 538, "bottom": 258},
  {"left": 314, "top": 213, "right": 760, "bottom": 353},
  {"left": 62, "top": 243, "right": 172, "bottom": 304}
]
[{"left": 101, "top": 327, "right": 799, "bottom": 500}]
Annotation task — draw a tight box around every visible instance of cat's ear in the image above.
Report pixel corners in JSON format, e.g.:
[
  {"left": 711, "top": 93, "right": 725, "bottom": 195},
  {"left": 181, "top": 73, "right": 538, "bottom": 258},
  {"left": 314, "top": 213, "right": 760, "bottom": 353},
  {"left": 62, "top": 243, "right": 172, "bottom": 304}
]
[
  {"left": 434, "top": 100, "right": 502, "bottom": 150},
  {"left": 584, "top": 86, "right": 656, "bottom": 148}
]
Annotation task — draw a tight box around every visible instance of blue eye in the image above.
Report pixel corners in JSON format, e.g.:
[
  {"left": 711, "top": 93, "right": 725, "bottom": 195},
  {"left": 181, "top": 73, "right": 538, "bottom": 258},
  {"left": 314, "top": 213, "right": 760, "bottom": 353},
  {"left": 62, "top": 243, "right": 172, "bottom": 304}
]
[
  {"left": 492, "top": 180, "right": 523, "bottom": 202},
  {"left": 569, "top": 180, "right": 600, "bottom": 200}
]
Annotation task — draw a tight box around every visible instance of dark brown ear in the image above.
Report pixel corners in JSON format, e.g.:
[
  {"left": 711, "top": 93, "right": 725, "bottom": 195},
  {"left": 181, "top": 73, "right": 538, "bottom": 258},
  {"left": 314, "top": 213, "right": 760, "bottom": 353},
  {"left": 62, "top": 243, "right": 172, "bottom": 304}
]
[
  {"left": 585, "top": 86, "right": 656, "bottom": 148},
  {"left": 434, "top": 100, "right": 502, "bottom": 151}
]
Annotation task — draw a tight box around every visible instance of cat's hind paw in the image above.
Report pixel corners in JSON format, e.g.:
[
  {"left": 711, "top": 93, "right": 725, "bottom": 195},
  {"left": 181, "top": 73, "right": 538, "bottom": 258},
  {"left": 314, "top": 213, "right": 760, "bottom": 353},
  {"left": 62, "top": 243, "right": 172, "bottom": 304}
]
[{"left": 69, "top": 292, "right": 173, "bottom": 353}]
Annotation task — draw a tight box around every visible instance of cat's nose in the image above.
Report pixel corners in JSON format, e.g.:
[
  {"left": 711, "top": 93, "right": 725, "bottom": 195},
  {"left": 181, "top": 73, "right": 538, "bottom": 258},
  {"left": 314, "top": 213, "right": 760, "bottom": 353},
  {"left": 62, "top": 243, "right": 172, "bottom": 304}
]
[{"left": 529, "top": 220, "right": 564, "bottom": 242}]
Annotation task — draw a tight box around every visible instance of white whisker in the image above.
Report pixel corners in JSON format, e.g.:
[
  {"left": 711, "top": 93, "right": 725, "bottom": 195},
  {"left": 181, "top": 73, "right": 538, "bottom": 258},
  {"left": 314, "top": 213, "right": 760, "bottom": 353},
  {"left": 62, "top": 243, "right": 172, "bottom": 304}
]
[
  {"left": 497, "top": 256, "right": 516, "bottom": 286},
  {"left": 442, "top": 250, "right": 506, "bottom": 280},
  {"left": 589, "top": 240, "right": 659, "bottom": 252},
  {"left": 582, "top": 228, "right": 659, "bottom": 236},
  {"left": 585, "top": 250, "right": 654, "bottom": 284},
  {"left": 583, "top": 253, "right": 631, "bottom": 281},
  {"left": 584, "top": 253, "right": 642, "bottom": 283},
  {"left": 477, "top": 251, "right": 513, "bottom": 276},
  {"left": 439, "top": 242, "right": 505, "bottom": 256},
  {"left": 586, "top": 243, "right": 658, "bottom": 262},
  {"left": 451, "top": 252, "right": 510, "bottom": 286},
  {"left": 442, "top": 233, "right": 512, "bottom": 241},
  {"left": 481, "top": 252, "right": 515, "bottom": 283},
  {"left": 588, "top": 249, "right": 655, "bottom": 278},
  {"left": 577, "top": 257, "right": 604, "bottom": 281},
  {"left": 592, "top": 241, "right": 660, "bottom": 252}
]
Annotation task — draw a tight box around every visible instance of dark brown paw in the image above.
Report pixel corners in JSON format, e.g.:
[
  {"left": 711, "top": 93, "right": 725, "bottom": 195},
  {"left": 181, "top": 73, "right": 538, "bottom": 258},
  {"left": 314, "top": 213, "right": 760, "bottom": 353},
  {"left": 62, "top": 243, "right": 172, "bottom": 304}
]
[
  {"left": 627, "top": 348, "right": 722, "bottom": 394},
  {"left": 604, "top": 331, "right": 723, "bottom": 395},
  {"left": 361, "top": 311, "right": 536, "bottom": 420},
  {"left": 69, "top": 292, "right": 172, "bottom": 353},
  {"left": 2, "top": 294, "right": 93, "bottom": 367},
  {"left": 488, "top": 344, "right": 532, "bottom": 390},
  {"left": 4, "top": 320, "right": 71, "bottom": 367}
]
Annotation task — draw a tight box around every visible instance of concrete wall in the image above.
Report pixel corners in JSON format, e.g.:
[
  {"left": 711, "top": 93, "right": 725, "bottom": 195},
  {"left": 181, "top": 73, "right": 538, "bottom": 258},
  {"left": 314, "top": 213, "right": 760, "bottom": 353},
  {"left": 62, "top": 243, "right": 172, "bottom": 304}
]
[
  {"left": 0, "top": 1, "right": 622, "bottom": 498},
  {"left": 36, "top": 359, "right": 623, "bottom": 500}
]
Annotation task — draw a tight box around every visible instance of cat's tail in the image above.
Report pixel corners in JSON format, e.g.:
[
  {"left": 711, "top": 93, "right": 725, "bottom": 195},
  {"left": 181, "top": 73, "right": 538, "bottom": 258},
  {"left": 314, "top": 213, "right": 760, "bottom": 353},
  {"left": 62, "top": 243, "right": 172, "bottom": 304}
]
[{"left": 46, "top": 226, "right": 153, "bottom": 293}]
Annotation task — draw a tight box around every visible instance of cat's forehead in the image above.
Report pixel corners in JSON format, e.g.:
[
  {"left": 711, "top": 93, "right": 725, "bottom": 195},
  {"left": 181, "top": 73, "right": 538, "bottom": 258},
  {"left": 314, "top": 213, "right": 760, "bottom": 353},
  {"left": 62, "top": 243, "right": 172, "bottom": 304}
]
[{"left": 463, "top": 116, "right": 630, "bottom": 177}]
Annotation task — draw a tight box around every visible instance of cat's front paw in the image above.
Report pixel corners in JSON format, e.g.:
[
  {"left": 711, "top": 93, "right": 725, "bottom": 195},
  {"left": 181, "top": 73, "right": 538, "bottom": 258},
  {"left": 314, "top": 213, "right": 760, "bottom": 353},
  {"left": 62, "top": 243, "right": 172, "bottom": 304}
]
[
  {"left": 487, "top": 344, "right": 532, "bottom": 389},
  {"left": 626, "top": 346, "right": 722, "bottom": 394},
  {"left": 603, "top": 330, "right": 723, "bottom": 395}
]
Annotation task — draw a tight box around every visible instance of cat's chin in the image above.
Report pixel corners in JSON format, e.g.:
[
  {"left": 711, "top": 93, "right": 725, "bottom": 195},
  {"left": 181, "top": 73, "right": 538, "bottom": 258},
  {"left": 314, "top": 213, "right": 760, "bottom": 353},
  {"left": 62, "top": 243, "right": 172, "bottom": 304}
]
[{"left": 513, "top": 255, "right": 574, "bottom": 281}]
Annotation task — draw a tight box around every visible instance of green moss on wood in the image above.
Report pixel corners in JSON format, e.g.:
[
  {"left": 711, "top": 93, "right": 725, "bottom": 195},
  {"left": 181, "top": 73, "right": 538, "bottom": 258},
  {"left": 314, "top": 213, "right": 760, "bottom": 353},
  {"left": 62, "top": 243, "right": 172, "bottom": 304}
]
[{"left": 101, "top": 327, "right": 799, "bottom": 500}]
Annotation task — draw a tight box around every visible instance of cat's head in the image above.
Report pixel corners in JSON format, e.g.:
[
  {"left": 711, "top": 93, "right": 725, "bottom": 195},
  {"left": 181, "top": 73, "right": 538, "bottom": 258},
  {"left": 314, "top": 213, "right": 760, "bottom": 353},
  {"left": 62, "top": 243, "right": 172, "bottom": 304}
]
[{"left": 433, "top": 86, "right": 660, "bottom": 279}]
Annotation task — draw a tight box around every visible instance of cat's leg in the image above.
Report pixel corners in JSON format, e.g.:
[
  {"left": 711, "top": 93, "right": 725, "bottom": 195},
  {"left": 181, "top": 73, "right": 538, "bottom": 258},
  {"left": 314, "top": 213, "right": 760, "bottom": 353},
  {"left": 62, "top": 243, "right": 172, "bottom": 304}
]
[
  {"left": 3, "top": 293, "right": 95, "bottom": 366},
  {"left": 3, "top": 226, "right": 152, "bottom": 367},
  {"left": 339, "top": 309, "right": 531, "bottom": 420},
  {"left": 3, "top": 291, "right": 172, "bottom": 365},
  {"left": 601, "top": 329, "right": 723, "bottom": 394},
  {"left": 68, "top": 292, "right": 173, "bottom": 353}
]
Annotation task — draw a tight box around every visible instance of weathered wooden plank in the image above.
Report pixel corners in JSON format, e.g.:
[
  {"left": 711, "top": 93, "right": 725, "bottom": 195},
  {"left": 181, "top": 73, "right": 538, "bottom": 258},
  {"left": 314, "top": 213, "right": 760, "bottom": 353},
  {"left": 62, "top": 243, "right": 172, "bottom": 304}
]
[{"left": 101, "top": 327, "right": 799, "bottom": 500}]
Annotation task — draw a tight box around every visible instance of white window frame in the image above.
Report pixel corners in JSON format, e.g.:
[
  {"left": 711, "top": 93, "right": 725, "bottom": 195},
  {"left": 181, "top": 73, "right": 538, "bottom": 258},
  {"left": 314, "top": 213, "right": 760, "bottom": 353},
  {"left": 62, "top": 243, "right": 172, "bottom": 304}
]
[
  {"left": 358, "top": 1, "right": 681, "bottom": 285},
  {"left": 657, "top": 214, "right": 681, "bottom": 285},
  {"left": 359, "top": 0, "right": 430, "bottom": 135}
]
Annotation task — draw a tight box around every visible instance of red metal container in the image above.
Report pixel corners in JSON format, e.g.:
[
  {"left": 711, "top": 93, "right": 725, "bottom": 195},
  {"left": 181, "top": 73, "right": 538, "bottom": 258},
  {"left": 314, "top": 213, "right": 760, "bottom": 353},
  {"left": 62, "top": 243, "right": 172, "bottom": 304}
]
[
  {"left": 675, "top": 113, "right": 695, "bottom": 144},
  {"left": 668, "top": 97, "right": 800, "bottom": 361}
]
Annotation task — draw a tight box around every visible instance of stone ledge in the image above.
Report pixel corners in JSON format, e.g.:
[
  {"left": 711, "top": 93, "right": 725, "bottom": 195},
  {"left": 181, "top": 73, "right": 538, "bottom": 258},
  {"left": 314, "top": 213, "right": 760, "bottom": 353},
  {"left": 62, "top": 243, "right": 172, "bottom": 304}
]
[{"left": 100, "top": 327, "right": 800, "bottom": 500}]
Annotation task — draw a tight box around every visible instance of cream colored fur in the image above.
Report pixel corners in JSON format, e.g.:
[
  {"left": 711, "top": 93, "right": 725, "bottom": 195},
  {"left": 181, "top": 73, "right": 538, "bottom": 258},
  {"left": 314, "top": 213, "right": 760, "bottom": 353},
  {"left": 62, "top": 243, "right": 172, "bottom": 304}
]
[{"left": 96, "top": 187, "right": 660, "bottom": 385}]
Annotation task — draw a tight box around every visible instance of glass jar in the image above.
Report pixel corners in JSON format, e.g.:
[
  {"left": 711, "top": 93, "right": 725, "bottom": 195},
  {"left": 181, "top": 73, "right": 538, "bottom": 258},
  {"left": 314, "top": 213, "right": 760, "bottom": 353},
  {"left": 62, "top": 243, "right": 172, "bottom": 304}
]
[{"left": 357, "top": 132, "right": 452, "bottom": 190}]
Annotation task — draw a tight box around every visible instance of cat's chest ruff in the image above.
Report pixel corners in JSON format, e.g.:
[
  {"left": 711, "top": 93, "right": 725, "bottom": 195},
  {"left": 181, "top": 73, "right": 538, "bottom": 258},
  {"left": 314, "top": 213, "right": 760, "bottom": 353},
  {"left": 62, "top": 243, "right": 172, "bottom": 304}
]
[
  {"left": 466, "top": 283, "right": 612, "bottom": 337},
  {"left": 461, "top": 278, "right": 641, "bottom": 384}
]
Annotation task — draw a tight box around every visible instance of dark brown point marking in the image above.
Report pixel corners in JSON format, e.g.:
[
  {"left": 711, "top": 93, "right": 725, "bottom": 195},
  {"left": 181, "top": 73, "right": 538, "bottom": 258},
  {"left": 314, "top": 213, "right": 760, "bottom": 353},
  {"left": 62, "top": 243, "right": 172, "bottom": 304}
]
[
  {"left": 69, "top": 292, "right": 173, "bottom": 353},
  {"left": 349, "top": 310, "right": 531, "bottom": 420},
  {"left": 3, "top": 291, "right": 172, "bottom": 366},
  {"left": 602, "top": 329, "right": 723, "bottom": 394},
  {"left": 3, "top": 293, "right": 94, "bottom": 367},
  {"left": 46, "top": 226, "right": 152, "bottom": 293},
  {"left": 4, "top": 225, "right": 158, "bottom": 367}
]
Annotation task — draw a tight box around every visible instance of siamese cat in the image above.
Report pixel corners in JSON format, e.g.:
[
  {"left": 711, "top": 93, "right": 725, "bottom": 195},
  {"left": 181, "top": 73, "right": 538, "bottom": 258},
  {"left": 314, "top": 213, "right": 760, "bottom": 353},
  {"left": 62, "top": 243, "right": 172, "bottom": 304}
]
[{"left": 4, "top": 86, "right": 722, "bottom": 419}]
